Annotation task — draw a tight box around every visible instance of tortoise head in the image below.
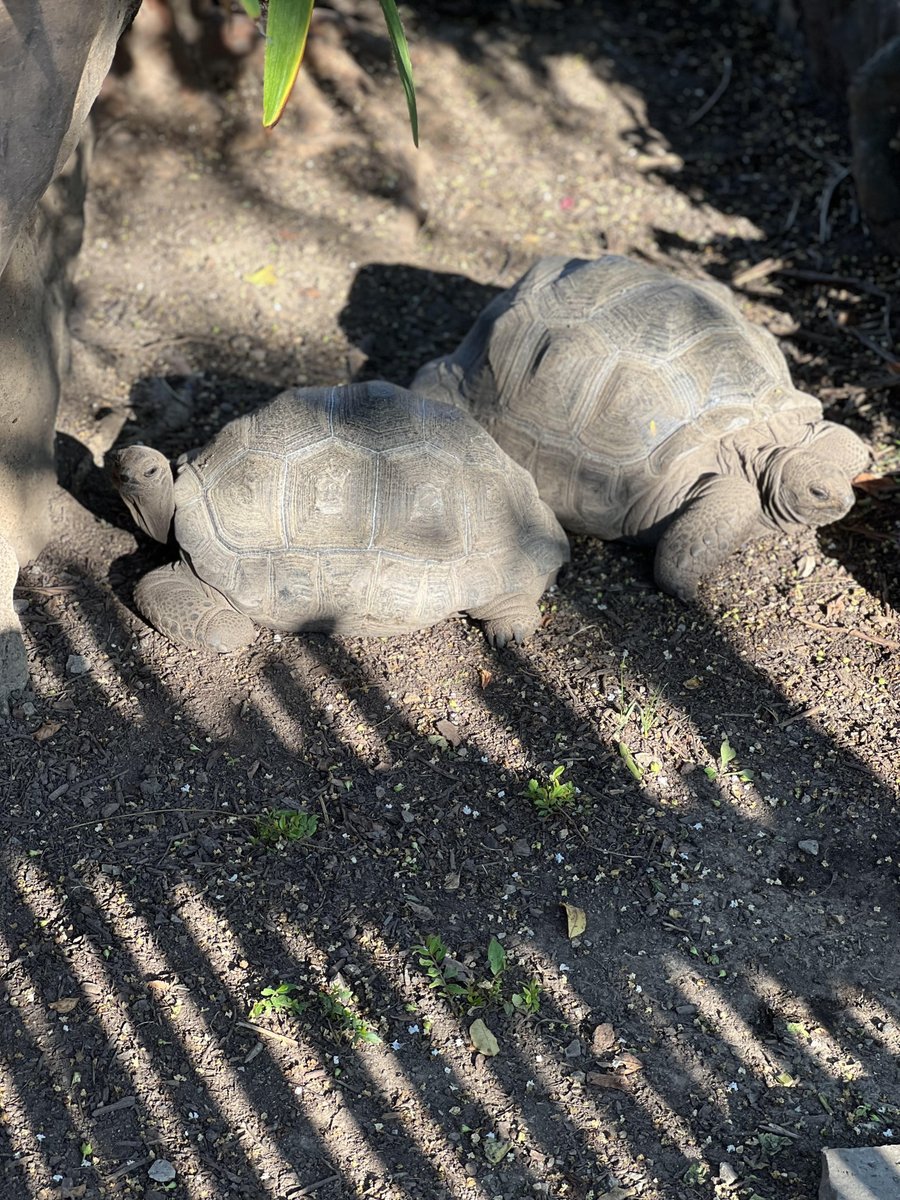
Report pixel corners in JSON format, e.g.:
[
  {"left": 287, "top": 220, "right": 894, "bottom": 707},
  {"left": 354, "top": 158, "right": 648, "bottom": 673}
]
[
  {"left": 762, "top": 423, "right": 871, "bottom": 528},
  {"left": 108, "top": 445, "right": 175, "bottom": 543}
]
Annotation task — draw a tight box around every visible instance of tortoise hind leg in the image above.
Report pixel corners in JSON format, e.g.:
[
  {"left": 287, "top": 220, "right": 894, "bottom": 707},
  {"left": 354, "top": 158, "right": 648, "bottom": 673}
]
[
  {"left": 134, "top": 561, "right": 256, "bottom": 653},
  {"left": 468, "top": 575, "right": 551, "bottom": 649}
]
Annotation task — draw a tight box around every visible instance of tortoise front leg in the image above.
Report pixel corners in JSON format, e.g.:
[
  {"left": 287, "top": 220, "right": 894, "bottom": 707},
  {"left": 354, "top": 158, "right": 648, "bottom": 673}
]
[
  {"left": 654, "top": 477, "right": 765, "bottom": 601},
  {"left": 134, "top": 561, "right": 257, "bottom": 652}
]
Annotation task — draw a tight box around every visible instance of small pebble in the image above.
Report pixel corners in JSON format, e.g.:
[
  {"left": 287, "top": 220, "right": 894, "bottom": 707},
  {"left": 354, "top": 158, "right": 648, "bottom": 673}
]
[
  {"left": 676, "top": 1003, "right": 698, "bottom": 1015},
  {"left": 148, "top": 1160, "right": 176, "bottom": 1184},
  {"left": 66, "top": 654, "right": 90, "bottom": 676},
  {"left": 719, "top": 1162, "right": 739, "bottom": 1187},
  {"left": 564, "top": 1037, "right": 581, "bottom": 1059},
  {"left": 798, "top": 839, "right": 819, "bottom": 856}
]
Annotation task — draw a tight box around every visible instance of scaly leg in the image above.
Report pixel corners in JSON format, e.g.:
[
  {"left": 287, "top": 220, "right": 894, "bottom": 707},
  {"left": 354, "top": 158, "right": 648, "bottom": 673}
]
[
  {"left": 654, "top": 477, "right": 764, "bottom": 601},
  {"left": 468, "top": 572, "right": 554, "bottom": 649},
  {"left": 135, "top": 560, "right": 257, "bottom": 652}
]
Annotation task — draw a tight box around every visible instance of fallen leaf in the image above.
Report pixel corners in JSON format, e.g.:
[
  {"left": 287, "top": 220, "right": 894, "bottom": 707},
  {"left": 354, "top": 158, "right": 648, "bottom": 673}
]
[
  {"left": 613, "top": 1051, "right": 644, "bottom": 1074},
  {"left": 470, "top": 1018, "right": 499, "bottom": 1057},
  {"left": 478, "top": 669, "right": 493, "bottom": 689},
  {"left": 484, "top": 1139, "right": 511, "bottom": 1165},
  {"left": 435, "top": 719, "right": 461, "bottom": 747},
  {"left": 33, "top": 721, "right": 62, "bottom": 742},
  {"left": 244, "top": 264, "right": 278, "bottom": 286},
  {"left": 561, "top": 902, "right": 587, "bottom": 940},
  {"left": 683, "top": 676, "right": 703, "bottom": 690},
  {"left": 49, "top": 997, "right": 78, "bottom": 1014},
  {"left": 443, "top": 871, "right": 460, "bottom": 891},
  {"left": 591, "top": 1022, "right": 616, "bottom": 1055},
  {"left": 586, "top": 1071, "right": 629, "bottom": 1090},
  {"left": 145, "top": 979, "right": 171, "bottom": 997}
]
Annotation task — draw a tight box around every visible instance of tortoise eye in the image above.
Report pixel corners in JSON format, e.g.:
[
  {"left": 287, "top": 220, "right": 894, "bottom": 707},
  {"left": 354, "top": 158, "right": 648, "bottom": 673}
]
[
  {"left": 809, "top": 485, "right": 828, "bottom": 500},
  {"left": 144, "top": 465, "right": 159, "bottom": 478}
]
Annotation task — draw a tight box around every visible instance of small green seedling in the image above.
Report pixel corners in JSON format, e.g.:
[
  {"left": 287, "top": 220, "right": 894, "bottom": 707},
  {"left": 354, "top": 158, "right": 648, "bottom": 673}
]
[
  {"left": 509, "top": 978, "right": 541, "bottom": 1015},
  {"left": 250, "top": 982, "right": 309, "bottom": 1019},
  {"left": 414, "top": 934, "right": 541, "bottom": 1015},
  {"left": 319, "top": 983, "right": 382, "bottom": 1046},
  {"left": 618, "top": 741, "right": 643, "bottom": 781},
  {"left": 256, "top": 808, "right": 319, "bottom": 845},
  {"left": 524, "top": 765, "right": 576, "bottom": 816},
  {"left": 414, "top": 933, "right": 471, "bottom": 1006},
  {"left": 704, "top": 737, "right": 755, "bottom": 783}
]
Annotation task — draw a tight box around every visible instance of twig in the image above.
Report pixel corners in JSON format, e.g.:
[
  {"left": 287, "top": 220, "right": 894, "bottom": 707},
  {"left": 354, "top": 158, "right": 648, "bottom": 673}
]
[
  {"left": 291, "top": 1176, "right": 341, "bottom": 1198},
  {"left": 841, "top": 324, "right": 900, "bottom": 366},
  {"left": 686, "top": 55, "right": 733, "bottom": 126},
  {"left": 774, "top": 268, "right": 889, "bottom": 301},
  {"left": 236, "top": 1020, "right": 300, "bottom": 1046},
  {"left": 796, "top": 618, "right": 900, "bottom": 650},
  {"left": 67, "top": 806, "right": 255, "bottom": 830},
  {"left": 819, "top": 165, "right": 851, "bottom": 242},
  {"left": 731, "top": 257, "right": 785, "bottom": 288}
]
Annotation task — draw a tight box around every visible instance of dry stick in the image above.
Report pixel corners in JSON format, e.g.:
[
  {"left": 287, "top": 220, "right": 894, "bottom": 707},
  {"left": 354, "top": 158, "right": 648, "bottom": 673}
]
[
  {"left": 819, "top": 165, "right": 851, "bottom": 243},
  {"left": 773, "top": 268, "right": 890, "bottom": 301},
  {"left": 66, "top": 806, "right": 257, "bottom": 830},
  {"left": 796, "top": 618, "right": 900, "bottom": 651},
  {"left": 842, "top": 324, "right": 900, "bottom": 366},
  {"left": 686, "top": 54, "right": 733, "bottom": 126}
]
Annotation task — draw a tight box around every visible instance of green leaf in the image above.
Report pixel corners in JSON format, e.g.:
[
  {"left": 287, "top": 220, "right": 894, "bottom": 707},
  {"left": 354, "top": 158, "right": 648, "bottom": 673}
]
[
  {"left": 487, "top": 937, "right": 507, "bottom": 978},
  {"left": 469, "top": 1018, "right": 499, "bottom": 1056},
  {"left": 378, "top": 0, "right": 418, "bottom": 145},
  {"left": 238, "top": 0, "right": 261, "bottom": 16},
  {"left": 262, "top": 0, "right": 315, "bottom": 128},
  {"left": 720, "top": 737, "right": 737, "bottom": 768}
]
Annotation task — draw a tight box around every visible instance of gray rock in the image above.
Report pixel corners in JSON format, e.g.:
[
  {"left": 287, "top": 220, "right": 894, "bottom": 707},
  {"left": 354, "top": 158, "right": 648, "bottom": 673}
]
[
  {"left": 564, "top": 1038, "right": 582, "bottom": 1059},
  {"left": 819, "top": 1145, "right": 900, "bottom": 1200},
  {"left": 148, "top": 1159, "right": 177, "bottom": 1184},
  {"left": 798, "top": 839, "right": 820, "bottom": 856},
  {"left": 719, "top": 1161, "right": 739, "bottom": 1187},
  {"left": 66, "top": 654, "right": 90, "bottom": 675}
]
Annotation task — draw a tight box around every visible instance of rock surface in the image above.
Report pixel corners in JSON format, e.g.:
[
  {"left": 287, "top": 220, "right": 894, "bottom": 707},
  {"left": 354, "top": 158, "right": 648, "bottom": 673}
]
[{"left": 820, "top": 1146, "right": 900, "bottom": 1200}]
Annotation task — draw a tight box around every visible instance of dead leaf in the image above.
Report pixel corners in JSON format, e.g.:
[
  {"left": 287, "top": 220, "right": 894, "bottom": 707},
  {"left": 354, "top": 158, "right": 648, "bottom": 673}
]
[
  {"left": 145, "top": 979, "right": 170, "bottom": 997},
  {"left": 469, "top": 1018, "right": 499, "bottom": 1057},
  {"left": 49, "top": 997, "right": 78, "bottom": 1014},
  {"left": 478, "top": 668, "right": 494, "bottom": 689},
  {"left": 33, "top": 721, "right": 62, "bottom": 742},
  {"left": 561, "top": 902, "right": 587, "bottom": 940},
  {"left": 443, "top": 871, "right": 461, "bottom": 891},
  {"left": 591, "top": 1022, "right": 616, "bottom": 1055},
  {"left": 244, "top": 264, "right": 278, "bottom": 286},
  {"left": 484, "top": 1139, "right": 511, "bottom": 1165},
  {"left": 613, "top": 1051, "right": 644, "bottom": 1074},
  {"left": 586, "top": 1071, "right": 629, "bottom": 1090},
  {"left": 435, "top": 719, "right": 461, "bottom": 747},
  {"left": 853, "top": 470, "right": 900, "bottom": 495},
  {"left": 683, "top": 676, "right": 703, "bottom": 690}
]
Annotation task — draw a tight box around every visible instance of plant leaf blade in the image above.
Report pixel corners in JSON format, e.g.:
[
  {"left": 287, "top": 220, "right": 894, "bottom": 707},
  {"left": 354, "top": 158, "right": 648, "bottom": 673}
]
[
  {"left": 378, "top": 0, "right": 418, "bottom": 145},
  {"left": 262, "top": 0, "right": 315, "bottom": 128}
]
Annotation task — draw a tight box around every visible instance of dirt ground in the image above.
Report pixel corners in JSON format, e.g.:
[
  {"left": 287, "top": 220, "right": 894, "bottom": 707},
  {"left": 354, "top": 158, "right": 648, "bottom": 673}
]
[{"left": 2, "top": 1, "right": 899, "bottom": 1198}]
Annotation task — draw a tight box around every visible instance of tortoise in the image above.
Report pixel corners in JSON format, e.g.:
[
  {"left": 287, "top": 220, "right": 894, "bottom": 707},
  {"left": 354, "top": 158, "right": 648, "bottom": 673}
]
[
  {"left": 412, "top": 255, "right": 872, "bottom": 600},
  {"left": 108, "top": 382, "right": 569, "bottom": 652}
]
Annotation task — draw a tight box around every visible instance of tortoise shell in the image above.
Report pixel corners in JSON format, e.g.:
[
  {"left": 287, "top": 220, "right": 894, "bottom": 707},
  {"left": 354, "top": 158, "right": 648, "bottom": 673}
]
[
  {"left": 413, "top": 256, "right": 822, "bottom": 535},
  {"left": 171, "top": 382, "right": 567, "bottom": 634}
]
